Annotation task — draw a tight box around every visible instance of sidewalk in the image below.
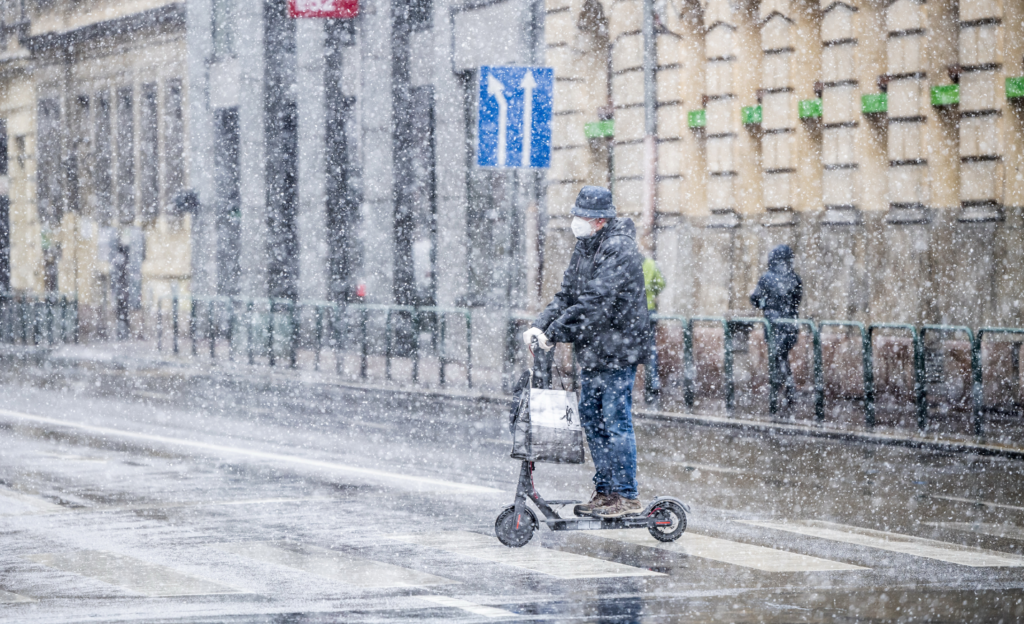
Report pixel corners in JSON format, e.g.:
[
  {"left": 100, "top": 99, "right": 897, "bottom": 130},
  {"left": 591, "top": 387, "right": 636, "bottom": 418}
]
[{"left": 2, "top": 341, "right": 1022, "bottom": 460}]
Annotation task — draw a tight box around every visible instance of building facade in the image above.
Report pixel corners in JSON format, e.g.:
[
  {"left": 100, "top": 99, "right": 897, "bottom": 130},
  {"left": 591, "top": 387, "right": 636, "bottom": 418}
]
[
  {"left": 8, "top": 0, "right": 1022, "bottom": 340},
  {"left": 1, "top": 0, "right": 547, "bottom": 346},
  {"left": 0, "top": 0, "right": 191, "bottom": 338},
  {"left": 544, "top": 0, "right": 1024, "bottom": 328},
  {"left": 187, "top": 0, "right": 545, "bottom": 315}
]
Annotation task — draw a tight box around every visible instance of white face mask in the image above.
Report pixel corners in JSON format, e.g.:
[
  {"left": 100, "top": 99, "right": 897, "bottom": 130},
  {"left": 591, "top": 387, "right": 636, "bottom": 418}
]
[{"left": 571, "top": 216, "right": 597, "bottom": 239}]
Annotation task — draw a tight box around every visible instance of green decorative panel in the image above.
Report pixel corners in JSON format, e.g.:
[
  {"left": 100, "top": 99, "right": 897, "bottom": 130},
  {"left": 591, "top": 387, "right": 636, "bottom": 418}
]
[
  {"left": 687, "top": 109, "right": 706, "bottom": 128},
  {"left": 1007, "top": 76, "right": 1024, "bottom": 100},
  {"left": 798, "top": 98, "right": 823, "bottom": 119},
  {"left": 930, "top": 84, "right": 960, "bottom": 107},
  {"left": 861, "top": 93, "right": 888, "bottom": 114},
  {"left": 584, "top": 120, "right": 615, "bottom": 139},
  {"left": 741, "top": 105, "right": 762, "bottom": 125}
]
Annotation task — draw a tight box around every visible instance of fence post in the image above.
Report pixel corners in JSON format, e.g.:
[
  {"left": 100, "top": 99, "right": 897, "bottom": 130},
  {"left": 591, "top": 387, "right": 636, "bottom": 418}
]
[
  {"left": 189, "top": 297, "right": 197, "bottom": 357},
  {"left": 973, "top": 331, "right": 985, "bottom": 437},
  {"left": 723, "top": 320, "right": 734, "bottom": 413},
  {"left": 60, "top": 295, "right": 68, "bottom": 344},
  {"left": 46, "top": 294, "right": 54, "bottom": 346},
  {"left": 439, "top": 315, "right": 448, "bottom": 387},
  {"left": 226, "top": 299, "right": 236, "bottom": 362},
  {"left": 332, "top": 305, "right": 343, "bottom": 375},
  {"left": 912, "top": 327, "right": 927, "bottom": 431},
  {"left": 465, "top": 311, "right": 473, "bottom": 389},
  {"left": 0, "top": 292, "right": 7, "bottom": 344},
  {"left": 412, "top": 309, "right": 421, "bottom": 384},
  {"left": 766, "top": 320, "right": 778, "bottom": 416},
  {"left": 58, "top": 295, "right": 66, "bottom": 344},
  {"left": 208, "top": 299, "right": 216, "bottom": 361},
  {"left": 157, "top": 298, "right": 164, "bottom": 352},
  {"left": 502, "top": 316, "right": 515, "bottom": 393},
  {"left": 245, "top": 301, "right": 255, "bottom": 365},
  {"left": 360, "top": 307, "right": 369, "bottom": 380},
  {"left": 18, "top": 296, "right": 25, "bottom": 345},
  {"left": 812, "top": 322, "right": 825, "bottom": 422},
  {"left": 172, "top": 295, "right": 179, "bottom": 355},
  {"left": 268, "top": 301, "right": 277, "bottom": 367},
  {"left": 288, "top": 300, "right": 298, "bottom": 369},
  {"left": 314, "top": 305, "right": 323, "bottom": 372},
  {"left": 32, "top": 300, "right": 40, "bottom": 345},
  {"left": 863, "top": 326, "right": 874, "bottom": 429},
  {"left": 385, "top": 308, "right": 393, "bottom": 381},
  {"left": 683, "top": 318, "right": 695, "bottom": 409}
]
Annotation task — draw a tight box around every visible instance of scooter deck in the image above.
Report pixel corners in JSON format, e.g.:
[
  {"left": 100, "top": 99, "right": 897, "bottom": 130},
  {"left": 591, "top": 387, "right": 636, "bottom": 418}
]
[
  {"left": 510, "top": 461, "right": 687, "bottom": 534},
  {"left": 543, "top": 514, "right": 652, "bottom": 531}
]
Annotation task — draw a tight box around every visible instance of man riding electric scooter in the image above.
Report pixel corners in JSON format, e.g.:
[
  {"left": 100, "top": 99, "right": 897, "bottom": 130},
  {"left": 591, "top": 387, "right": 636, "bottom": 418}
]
[{"left": 522, "top": 185, "right": 652, "bottom": 519}]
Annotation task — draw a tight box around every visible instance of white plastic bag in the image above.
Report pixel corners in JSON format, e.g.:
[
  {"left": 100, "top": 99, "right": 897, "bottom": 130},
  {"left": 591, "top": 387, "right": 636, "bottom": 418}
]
[{"left": 511, "top": 387, "right": 584, "bottom": 464}]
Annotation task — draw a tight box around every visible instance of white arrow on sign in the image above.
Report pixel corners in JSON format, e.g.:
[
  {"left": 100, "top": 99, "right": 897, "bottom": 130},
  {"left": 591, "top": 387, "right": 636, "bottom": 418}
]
[
  {"left": 520, "top": 70, "right": 536, "bottom": 167},
  {"left": 487, "top": 74, "right": 509, "bottom": 167}
]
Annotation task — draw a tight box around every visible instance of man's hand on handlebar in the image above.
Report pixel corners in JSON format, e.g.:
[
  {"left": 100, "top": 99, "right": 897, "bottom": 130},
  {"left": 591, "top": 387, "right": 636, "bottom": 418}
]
[{"left": 522, "top": 327, "right": 553, "bottom": 351}]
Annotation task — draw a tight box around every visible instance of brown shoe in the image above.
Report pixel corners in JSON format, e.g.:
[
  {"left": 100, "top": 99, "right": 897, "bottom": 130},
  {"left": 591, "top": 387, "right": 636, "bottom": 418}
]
[
  {"left": 574, "top": 491, "right": 614, "bottom": 517},
  {"left": 592, "top": 494, "right": 644, "bottom": 518}
]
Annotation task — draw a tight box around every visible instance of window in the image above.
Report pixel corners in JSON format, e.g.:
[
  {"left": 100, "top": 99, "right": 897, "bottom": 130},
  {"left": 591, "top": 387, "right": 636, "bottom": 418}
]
[
  {"left": 164, "top": 80, "right": 185, "bottom": 211},
  {"left": 0, "top": 118, "right": 7, "bottom": 176},
  {"left": 212, "top": 0, "right": 235, "bottom": 59},
  {"left": 36, "top": 98, "right": 62, "bottom": 226},
  {"left": 93, "top": 91, "right": 113, "bottom": 225},
  {"left": 116, "top": 87, "right": 135, "bottom": 225},
  {"left": 139, "top": 83, "right": 160, "bottom": 223}
]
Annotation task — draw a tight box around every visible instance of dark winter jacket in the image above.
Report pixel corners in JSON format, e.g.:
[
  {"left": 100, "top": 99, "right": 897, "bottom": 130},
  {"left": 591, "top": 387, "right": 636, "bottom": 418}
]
[
  {"left": 750, "top": 245, "right": 803, "bottom": 332},
  {"left": 534, "top": 218, "right": 651, "bottom": 371}
]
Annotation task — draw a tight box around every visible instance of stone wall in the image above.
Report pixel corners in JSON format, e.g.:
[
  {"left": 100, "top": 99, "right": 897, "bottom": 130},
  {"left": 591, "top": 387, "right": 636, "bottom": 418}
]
[{"left": 544, "top": 0, "right": 1024, "bottom": 328}]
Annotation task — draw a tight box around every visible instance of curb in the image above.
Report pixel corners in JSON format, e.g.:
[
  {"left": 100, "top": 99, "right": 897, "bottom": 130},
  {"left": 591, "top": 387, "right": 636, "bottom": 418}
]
[{"left": 6, "top": 344, "right": 1024, "bottom": 461}]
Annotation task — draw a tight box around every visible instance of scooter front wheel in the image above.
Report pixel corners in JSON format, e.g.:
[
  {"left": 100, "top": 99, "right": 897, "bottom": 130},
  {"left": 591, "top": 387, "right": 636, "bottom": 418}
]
[
  {"left": 495, "top": 505, "right": 538, "bottom": 547},
  {"left": 647, "top": 500, "right": 687, "bottom": 542}
]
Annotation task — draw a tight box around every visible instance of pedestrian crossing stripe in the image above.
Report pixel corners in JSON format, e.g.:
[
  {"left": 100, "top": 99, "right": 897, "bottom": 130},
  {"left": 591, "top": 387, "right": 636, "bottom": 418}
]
[
  {"left": 395, "top": 531, "right": 664, "bottom": 579},
  {"left": 743, "top": 520, "right": 1024, "bottom": 567},
  {"left": 419, "top": 595, "right": 516, "bottom": 618},
  {"left": 216, "top": 542, "right": 455, "bottom": 588},
  {"left": 27, "top": 551, "right": 242, "bottom": 597},
  {"left": 0, "top": 589, "right": 33, "bottom": 603},
  {"left": 0, "top": 486, "right": 65, "bottom": 516},
  {"left": 592, "top": 529, "right": 866, "bottom": 572},
  {"left": 926, "top": 522, "right": 1024, "bottom": 542},
  {"left": 931, "top": 495, "right": 1024, "bottom": 513}
]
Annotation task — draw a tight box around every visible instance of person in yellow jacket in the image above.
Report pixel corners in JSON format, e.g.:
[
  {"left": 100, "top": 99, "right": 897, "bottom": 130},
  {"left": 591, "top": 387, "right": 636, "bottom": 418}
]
[{"left": 643, "top": 257, "right": 665, "bottom": 403}]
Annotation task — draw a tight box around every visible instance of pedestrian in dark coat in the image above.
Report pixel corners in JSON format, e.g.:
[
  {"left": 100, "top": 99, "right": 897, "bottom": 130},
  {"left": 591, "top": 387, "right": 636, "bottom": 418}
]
[
  {"left": 523, "top": 185, "right": 651, "bottom": 520},
  {"left": 750, "top": 244, "right": 803, "bottom": 403},
  {"left": 533, "top": 217, "right": 651, "bottom": 372}
]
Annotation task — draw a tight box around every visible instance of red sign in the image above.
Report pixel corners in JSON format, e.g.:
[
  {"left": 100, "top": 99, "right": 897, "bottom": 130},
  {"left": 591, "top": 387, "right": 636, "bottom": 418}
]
[{"left": 288, "top": 0, "right": 358, "bottom": 18}]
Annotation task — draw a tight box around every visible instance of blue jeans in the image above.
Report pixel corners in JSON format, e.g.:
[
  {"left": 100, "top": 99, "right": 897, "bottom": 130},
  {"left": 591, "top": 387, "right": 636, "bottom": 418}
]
[{"left": 579, "top": 366, "right": 638, "bottom": 499}]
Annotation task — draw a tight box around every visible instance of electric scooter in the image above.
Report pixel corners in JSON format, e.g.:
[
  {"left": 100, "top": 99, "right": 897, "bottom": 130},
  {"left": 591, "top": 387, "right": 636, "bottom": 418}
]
[{"left": 495, "top": 345, "right": 689, "bottom": 547}]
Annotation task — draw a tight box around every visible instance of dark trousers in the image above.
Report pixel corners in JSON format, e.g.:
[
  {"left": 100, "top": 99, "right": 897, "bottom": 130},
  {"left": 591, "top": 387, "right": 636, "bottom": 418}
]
[{"left": 772, "top": 328, "right": 798, "bottom": 399}]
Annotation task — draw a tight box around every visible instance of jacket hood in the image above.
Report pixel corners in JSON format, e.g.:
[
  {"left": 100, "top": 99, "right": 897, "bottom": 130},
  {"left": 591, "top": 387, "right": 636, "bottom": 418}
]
[{"left": 768, "top": 244, "right": 794, "bottom": 270}]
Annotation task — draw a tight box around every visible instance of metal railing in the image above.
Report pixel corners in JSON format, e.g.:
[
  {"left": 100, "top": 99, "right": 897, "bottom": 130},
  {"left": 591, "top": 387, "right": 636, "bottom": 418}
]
[
  {"left": 155, "top": 296, "right": 475, "bottom": 388},
  {"left": 655, "top": 314, "right": 1024, "bottom": 437},
  {"left": 0, "top": 292, "right": 78, "bottom": 346},
  {"left": 7, "top": 290, "right": 1024, "bottom": 439}
]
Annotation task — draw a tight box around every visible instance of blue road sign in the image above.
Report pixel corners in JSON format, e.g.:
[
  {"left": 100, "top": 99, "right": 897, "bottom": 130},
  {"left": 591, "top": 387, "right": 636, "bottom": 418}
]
[{"left": 477, "top": 66, "right": 553, "bottom": 169}]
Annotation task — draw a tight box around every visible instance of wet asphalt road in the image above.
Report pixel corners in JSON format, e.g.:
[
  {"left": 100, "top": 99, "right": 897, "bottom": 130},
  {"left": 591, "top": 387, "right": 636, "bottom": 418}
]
[{"left": 1, "top": 367, "right": 1024, "bottom": 622}]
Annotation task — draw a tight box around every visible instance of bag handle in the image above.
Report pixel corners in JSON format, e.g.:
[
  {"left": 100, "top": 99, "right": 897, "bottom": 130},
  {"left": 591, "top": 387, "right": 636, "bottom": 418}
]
[{"left": 530, "top": 341, "right": 572, "bottom": 392}]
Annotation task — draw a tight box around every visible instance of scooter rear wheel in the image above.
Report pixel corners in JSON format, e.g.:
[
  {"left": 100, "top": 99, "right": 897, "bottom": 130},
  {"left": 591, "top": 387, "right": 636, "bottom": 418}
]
[
  {"left": 495, "top": 505, "right": 538, "bottom": 547},
  {"left": 647, "top": 500, "right": 687, "bottom": 542}
]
